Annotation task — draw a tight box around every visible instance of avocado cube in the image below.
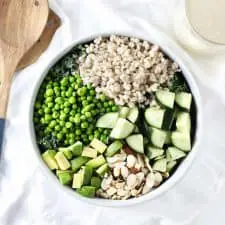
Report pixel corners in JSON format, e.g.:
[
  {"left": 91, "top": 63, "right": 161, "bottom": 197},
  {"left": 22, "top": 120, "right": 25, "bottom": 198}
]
[
  {"left": 77, "top": 186, "right": 96, "bottom": 198},
  {"left": 58, "top": 149, "right": 73, "bottom": 160},
  {"left": 56, "top": 170, "right": 73, "bottom": 176},
  {"left": 80, "top": 166, "right": 93, "bottom": 185},
  {"left": 96, "top": 163, "right": 108, "bottom": 177},
  {"left": 58, "top": 141, "right": 83, "bottom": 157},
  {"left": 55, "top": 152, "right": 71, "bottom": 170},
  {"left": 58, "top": 172, "right": 72, "bottom": 185},
  {"left": 42, "top": 150, "right": 58, "bottom": 170},
  {"left": 86, "top": 155, "right": 106, "bottom": 168},
  {"left": 71, "top": 156, "right": 89, "bottom": 172},
  {"left": 72, "top": 173, "right": 83, "bottom": 189},
  {"left": 90, "top": 138, "right": 107, "bottom": 153},
  {"left": 81, "top": 147, "right": 98, "bottom": 158},
  {"left": 91, "top": 177, "right": 102, "bottom": 189}
]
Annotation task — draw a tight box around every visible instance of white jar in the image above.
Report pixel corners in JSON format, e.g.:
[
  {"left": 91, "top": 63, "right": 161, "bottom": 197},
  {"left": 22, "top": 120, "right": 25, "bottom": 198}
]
[{"left": 173, "top": 0, "right": 225, "bottom": 54}]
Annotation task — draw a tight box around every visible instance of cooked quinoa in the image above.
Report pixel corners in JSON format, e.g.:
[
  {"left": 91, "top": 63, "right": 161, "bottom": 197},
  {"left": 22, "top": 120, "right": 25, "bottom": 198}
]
[{"left": 78, "top": 35, "right": 179, "bottom": 107}]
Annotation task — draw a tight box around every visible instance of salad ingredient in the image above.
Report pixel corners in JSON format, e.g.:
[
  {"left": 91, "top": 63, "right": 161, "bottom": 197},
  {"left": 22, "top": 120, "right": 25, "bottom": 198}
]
[
  {"left": 105, "top": 140, "right": 123, "bottom": 157},
  {"left": 166, "top": 161, "right": 177, "bottom": 172},
  {"left": 77, "top": 186, "right": 96, "bottom": 198},
  {"left": 96, "top": 112, "right": 119, "bottom": 129},
  {"left": 119, "top": 107, "right": 130, "bottom": 118},
  {"left": 150, "top": 128, "right": 167, "bottom": 148},
  {"left": 79, "top": 36, "right": 179, "bottom": 107},
  {"left": 145, "top": 108, "right": 165, "bottom": 129},
  {"left": 96, "top": 163, "right": 108, "bottom": 177},
  {"left": 127, "top": 107, "right": 139, "bottom": 123},
  {"left": 57, "top": 171, "right": 73, "bottom": 185},
  {"left": 166, "top": 147, "right": 186, "bottom": 161},
  {"left": 91, "top": 177, "right": 102, "bottom": 188},
  {"left": 176, "top": 112, "right": 191, "bottom": 133},
  {"left": 126, "top": 134, "right": 144, "bottom": 153},
  {"left": 171, "top": 131, "right": 191, "bottom": 151},
  {"left": 156, "top": 90, "right": 175, "bottom": 109},
  {"left": 146, "top": 146, "right": 164, "bottom": 160},
  {"left": 71, "top": 156, "right": 89, "bottom": 171},
  {"left": 54, "top": 152, "right": 70, "bottom": 170},
  {"left": 42, "top": 150, "right": 58, "bottom": 170},
  {"left": 152, "top": 158, "right": 167, "bottom": 172},
  {"left": 73, "top": 173, "right": 84, "bottom": 189},
  {"left": 90, "top": 138, "right": 107, "bottom": 154},
  {"left": 110, "top": 118, "right": 134, "bottom": 139},
  {"left": 175, "top": 92, "right": 192, "bottom": 110},
  {"left": 80, "top": 166, "right": 93, "bottom": 185},
  {"left": 81, "top": 147, "right": 98, "bottom": 158},
  {"left": 58, "top": 141, "right": 83, "bottom": 156},
  {"left": 86, "top": 155, "right": 106, "bottom": 168}
]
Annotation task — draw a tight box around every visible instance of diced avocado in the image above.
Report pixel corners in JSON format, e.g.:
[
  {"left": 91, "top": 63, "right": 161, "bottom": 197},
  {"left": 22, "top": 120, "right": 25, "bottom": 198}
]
[
  {"left": 71, "top": 156, "right": 89, "bottom": 172},
  {"left": 59, "top": 149, "right": 73, "bottom": 160},
  {"left": 80, "top": 166, "right": 93, "bottom": 185},
  {"left": 56, "top": 170, "right": 73, "bottom": 176},
  {"left": 86, "top": 155, "right": 106, "bottom": 168},
  {"left": 90, "top": 138, "right": 107, "bottom": 153},
  {"left": 77, "top": 186, "right": 96, "bottom": 198},
  {"left": 54, "top": 152, "right": 71, "bottom": 170},
  {"left": 119, "top": 107, "right": 130, "bottom": 118},
  {"left": 59, "top": 141, "right": 83, "bottom": 156},
  {"left": 153, "top": 158, "right": 167, "bottom": 172},
  {"left": 146, "top": 146, "right": 164, "bottom": 160},
  {"left": 72, "top": 173, "right": 83, "bottom": 189},
  {"left": 105, "top": 140, "right": 123, "bottom": 157},
  {"left": 91, "top": 177, "right": 102, "bottom": 189},
  {"left": 96, "top": 112, "right": 119, "bottom": 128},
  {"left": 58, "top": 171, "right": 73, "bottom": 185},
  {"left": 42, "top": 150, "right": 58, "bottom": 170},
  {"left": 96, "top": 163, "right": 108, "bottom": 177},
  {"left": 110, "top": 118, "right": 134, "bottom": 139},
  {"left": 82, "top": 147, "right": 98, "bottom": 158}
]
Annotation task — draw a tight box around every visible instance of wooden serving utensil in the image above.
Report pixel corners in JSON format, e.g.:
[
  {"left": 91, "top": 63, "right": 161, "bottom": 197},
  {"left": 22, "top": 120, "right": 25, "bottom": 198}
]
[{"left": 0, "top": 0, "right": 49, "bottom": 152}]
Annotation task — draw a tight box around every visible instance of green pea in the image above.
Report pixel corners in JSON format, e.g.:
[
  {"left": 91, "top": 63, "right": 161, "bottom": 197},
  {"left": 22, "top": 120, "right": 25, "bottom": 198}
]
[
  {"left": 54, "top": 104, "right": 60, "bottom": 110},
  {"left": 99, "top": 94, "right": 106, "bottom": 101},
  {"left": 66, "top": 122, "right": 72, "bottom": 129},
  {"left": 52, "top": 111, "right": 59, "bottom": 119},
  {"left": 106, "top": 108, "right": 111, "bottom": 112},
  {"left": 81, "top": 122, "right": 88, "bottom": 129},
  {"left": 59, "top": 121, "right": 65, "bottom": 126},
  {"left": 47, "top": 102, "right": 54, "bottom": 108},
  {"left": 112, "top": 105, "right": 118, "bottom": 112},
  {"left": 69, "top": 76, "right": 75, "bottom": 83},
  {"left": 69, "top": 117, "right": 74, "bottom": 123},
  {"left": 70, "top": 110, "right": 76, "bottom": 116},
  {"left": 61, "top": 91, "right": 66, "bottom": 97},
  {"left": 55, "top": 125, "right": 61, "bottom": 131},
  {"left": 69, "top": 133, "right": 75, "bottom": 139},
  {"left": 55, "top": 97, "right": 63, "bottom": 104},
  {"left": 85, "top": 112, "right": 92, "bottom": 118},
  {"left": 44, "top": 108, "right": 51, "bottom": 114},
  {"left": 40, "top": 118, "right": 45, "bottom": 124},
  {"left": 62, "top": 127, "right": 67, "bottom": 134},
  {"left": 108, "top": 100, "right": 114, "bottom": 106},
  {"left": 45, "top": 97, "right": 52, "bottom": 103},
  {"left": 46, "top": 89, "right": 54, "bottom": 96},
  {"left": 89, "top": 135, "right": 94, "bottom": 141},
  {"left": 69, "top": 139, "right": 75, "bottom": 145},
  {"left": 61, "top": 77, "right": 68, "bottom": 86},
  {"left": 76, "top": 77, "right": 82, "bottom": 84},
  {"left": 35, "top": 102, "right": 41, "bottom": 109},
  {"left": 80, "top": 115, "right": 86, "bottom": 121},
  {"left": 49, "top": 120, "right": 57, "bottom": 128},
  {"left": 66, "top": 90, "right": 73, "bottom": 97},
  {"left": 72, "top": 105, "right": 77, "bottom": 110},
  {"left": 59, "top": 114, "right": 67, "bottom": 120},
  {"left": 45, "top": 114, "right": 52, "bottom": 122},
  {"left": 82, "top": 100, "right": 89, "bottom": 106},
  {"left": 75, "top": 129, "right": 81, "bottom": 135},
  {"left": 90, "top": 90, "right": 96, "bottom": 96},
  {"left": 74, "top": 117, "right": 81, "bottom": 124},
  {"left": 87, "top": 96, "right": 93, "bottom": 102},
  {"left": 64, "top": 140, "right": 69, "bottom": 145},
  {"left": 97, "top": 102, "right": 102, "bottom": 108},
  {"left": 57, "top": 133, "right": 63, "bottom": 140},
  {"left": 74, "top": 84, "right": 79, "bottom": 90},
  {"left": 64, "top": 108, "right": 70, "bottom": 114},
  {"left": 64, "top": 102, "right": 70, "bottom": 107},
  {"left": 77, "top": 87, "right": 87, "bottom": 96},
  {"left": 103, "top": 102, "right": 108, "bottom": 107},
  {"left": 68, "top": 96, "right": 76, "bottom": 104}
]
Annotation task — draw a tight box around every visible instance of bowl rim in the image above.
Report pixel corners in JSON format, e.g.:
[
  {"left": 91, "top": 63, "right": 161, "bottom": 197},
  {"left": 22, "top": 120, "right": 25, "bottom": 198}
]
[{"left": 28, "top": 29, "right": 203, "bottom": 207}]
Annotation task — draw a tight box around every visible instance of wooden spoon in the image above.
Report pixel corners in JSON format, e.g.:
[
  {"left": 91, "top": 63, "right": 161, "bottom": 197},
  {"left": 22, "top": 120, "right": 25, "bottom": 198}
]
[{"left": 0, "top": 0, "right": 49, "bottom": 152}]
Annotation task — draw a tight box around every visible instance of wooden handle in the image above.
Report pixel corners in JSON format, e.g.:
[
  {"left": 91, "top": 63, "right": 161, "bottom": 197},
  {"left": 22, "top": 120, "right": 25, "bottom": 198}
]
[{"left": 0, "top": 42, "right": 21, "bottom": 118}]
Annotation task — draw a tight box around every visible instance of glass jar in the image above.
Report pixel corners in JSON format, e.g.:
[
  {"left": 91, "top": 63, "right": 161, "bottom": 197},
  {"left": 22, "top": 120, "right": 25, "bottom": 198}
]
[{"left": 173, "top": 0, "right": 225, "bottom": 54}]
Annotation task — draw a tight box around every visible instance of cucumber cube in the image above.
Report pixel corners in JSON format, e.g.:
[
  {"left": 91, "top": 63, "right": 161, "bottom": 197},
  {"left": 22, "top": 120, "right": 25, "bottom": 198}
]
[
  {"left": 167, "top": 160, "right": 177, "bottom": 173},
  {"left": 153, "top": 158, "right": 167, "bottom": 172},
  {"left": 167, "top": 147, "right": 186, "bottom": 161},
  {"left": 127, "top": 107, "right": 139, "bottom": 123},
  {"left": 91, "top": 177, "right": 102, "bottom": 189},
  {"left": 55, "top": 152, "right": 71, "bottom": 170},
  {"left": 126, "top": 134, "right": 144, "bottom": 154},
  {"left": 77, "top": 186, "right": 96, "bottom": 198},
  {"left": 119, "top": 107, "right": 130, "bottom": 118},
  {"left": 86, "top": 155, "right": 106, "bottom": 168},
  {"left": 175, "top": 92, "right": 192, "bottom": 111},
  {"left": 146, "top": 146, "right": 164, "bottom": 159},
  {"left": 96, "top": 163, "right": 108, "bottom": 177},
  {"left": 82, "top": 147, "right": 98, "bottom": 158},
  {"left": 145, "top": 108, "right": 165, "bottom": 129},
  {"left": 71, "top": 156, "right": 89, "bottom": 172},
  {"left": 96, "top": 112, "right": 119, "bottom": 128},
  {"left": 42, "top": 150, "right": 58, "bottom": 170},
  {"left": 151, "top": 128, "right": 167, "bottom": 148},
  {"left": 90, "top": 138, "right": 107, "bottom": 154}
]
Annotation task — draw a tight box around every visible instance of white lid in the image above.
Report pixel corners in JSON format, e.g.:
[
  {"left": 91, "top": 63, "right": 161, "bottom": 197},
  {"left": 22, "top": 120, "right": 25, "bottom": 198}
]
[{"left": 186, "top": 0, "right": 225, "bottom": 44}]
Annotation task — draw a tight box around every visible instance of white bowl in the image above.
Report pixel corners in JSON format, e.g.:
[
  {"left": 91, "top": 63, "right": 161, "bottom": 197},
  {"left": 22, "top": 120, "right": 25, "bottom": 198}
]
[{"left": 28, "top": 29, "right": 203, "bottom": 207}]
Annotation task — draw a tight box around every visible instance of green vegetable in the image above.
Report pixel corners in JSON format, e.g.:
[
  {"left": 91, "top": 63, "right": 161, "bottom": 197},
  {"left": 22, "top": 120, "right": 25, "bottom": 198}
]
[
  {"left": 81, "top": 147, "right": 98, "bottom": 158},
  {"left": 96, "top": 163, "right": 108, "bottom": 177},
  {"left": 80, "top": 166, "right": 93, "bottom": 185},
  {"left": 119, "top": 107, "right": 130, "bottom": 118},
  {"left": 57, "top": 171, "right": 73, "bottom": 185},
  {"left": 42, "top": 150, "right": 58, "bottom": 170},
  {"left": 153, "top": 158, "right": 167, "bottom": 172},
  {"left": 58, "top": 141, "right": 83, "bottom": 156},
  {"left": 77, "top": 186, "right": 96, "bottom": 198},
  {"left": 126, "top": 134, "right": 144, "bottom": 154},
  {"left": 71, "top": 156, "right": 89, "bottom": 171},
  {"left": 90, "top": 138, "right": 107, "bottom": 154},
  {"left": 127, "top": 107, "right": 139, "bottom": 123},
  {"left": 105, "top": 140, "right": 123, "bottom": 157},
  {"left": 96, "top": 112, "right": 119, "bottom": 129},
  {"left": 86, "top": 155, "right": 106, "bottom": 168},
  {"left": 146, "top": 146, "right": 164, "bottom": 160},
  {"left": 72, "top": 173, "right": 83, "bottom": 189},
  {"left": 91, "top": 177, "right": 101, "bottom": 189},
  {"left": 54, "top": 152, "right": 71, "bottom": 170}
]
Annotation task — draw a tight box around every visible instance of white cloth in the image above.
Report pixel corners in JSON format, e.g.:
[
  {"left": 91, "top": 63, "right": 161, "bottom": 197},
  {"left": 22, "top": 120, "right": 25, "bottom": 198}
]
[{"left": 1, "top": 0, "right": 225, "bottom": 224}]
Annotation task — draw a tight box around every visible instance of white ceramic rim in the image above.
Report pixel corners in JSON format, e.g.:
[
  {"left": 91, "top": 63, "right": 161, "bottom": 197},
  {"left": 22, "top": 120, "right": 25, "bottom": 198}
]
[{"left": 28, "top": 29, "right": 203, "bottom": 207}]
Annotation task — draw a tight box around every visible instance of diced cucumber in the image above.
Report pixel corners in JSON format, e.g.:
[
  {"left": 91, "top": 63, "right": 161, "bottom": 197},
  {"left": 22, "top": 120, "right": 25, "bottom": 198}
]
[
  {"left": 110, "top": 118, "right": 134, "bottom": 139},
  {"left": 171, "top": 131, "right": 191, "bottom": 151},
  {"left": 72, "top": 173, "right": 83, "bottom": 189},
  {"left": 105, "top": 140, "right": 123, "bottom": 157},
  {"left": 146, "top": 146, "right": 164, "bottom": 159},
  {"left": 145, "top": 108, "right": 165, "bottom": 129},
  {"left": 71, "top": 156, "right": 89, "bottom": 172},
  {"left": 150, "top": 128, "right": 167, "bottom": 148},
  {"left": 175, "top": 92, "right": 192, "bottom": 111},
  {"left": 90, "top": 138, "right": 107, "bottom": 154},
  {"left": 167, "top": 160, "right": 177, "bottom": 172},
  {"left": 77, "top": 186, "right": 96, "bottom": 198},
  {"left": 126, "top": 134, "right": 144, "bottom": 154},
  {"left": 96, "top": 112, "right": 119, "bottom": 128},
  {"left": 54, "top": 152, "right": 71, "bottom": 170},
  {"left": 154, "top": 155, "right": 165, "bottom": 160},
  {"left": 81, "top": 166, "right": 93, "bottom": 185},
  {"left": 156, "top": 90, "right": 175, "bottom": 109},
  {"left": 164, "top": 131, "right": 171, "bottom": 144},
  {"left": 166, "top": 147, "right": 186, "bottom": 161},
  {"left": 42, "top": 150, "right": 58, "bottom": 170},
  {"left": 127, "top": 107, "right": 139, "bottom": 123},
  {"left": 96, "top": 163, "right": 108, "bottom": 177},
  {"left": 91, "top": 177, "right": 102, "bottom": 189},
  {"left": 176, "top": 112, "right": 191, "bottom": 133},
  {"left": 119, "top": 107, "right": 130, "bottom": 118},
  {"left": 82, "top": 147, "right": 98, "bottom": 158},
  {"left": 58, "top": 141, "right": 83, "bottom": 156},
  {"left": 57, "top": 171, "right": 73, "bottom": 185},
  {"left": 86, "top": 155, "right": 106, "bottom": 168},
  {"left": 153, "top": 158, "right": 167, "bottom": 172}
]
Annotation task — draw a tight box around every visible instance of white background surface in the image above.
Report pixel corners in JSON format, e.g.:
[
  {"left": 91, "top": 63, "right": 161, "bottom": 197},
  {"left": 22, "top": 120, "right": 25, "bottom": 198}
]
[{"left": 1, "top": 0, "right": 225, "bottom": 224}]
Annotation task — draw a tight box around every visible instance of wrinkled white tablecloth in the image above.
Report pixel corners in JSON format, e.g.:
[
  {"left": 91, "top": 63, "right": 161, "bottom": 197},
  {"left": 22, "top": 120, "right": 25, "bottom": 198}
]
[{"left": 1, "top": 0, "right": 225, "bottom": 224}]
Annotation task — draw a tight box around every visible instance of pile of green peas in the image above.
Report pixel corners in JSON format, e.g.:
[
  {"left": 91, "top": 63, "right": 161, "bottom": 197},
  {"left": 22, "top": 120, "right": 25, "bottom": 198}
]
[{"left": 34, "top": 74, "right": 119, "bottom": 148}]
